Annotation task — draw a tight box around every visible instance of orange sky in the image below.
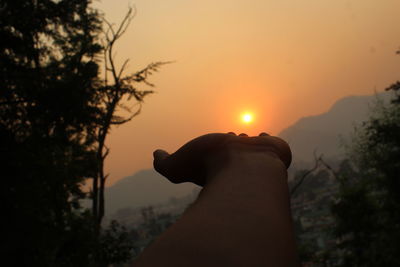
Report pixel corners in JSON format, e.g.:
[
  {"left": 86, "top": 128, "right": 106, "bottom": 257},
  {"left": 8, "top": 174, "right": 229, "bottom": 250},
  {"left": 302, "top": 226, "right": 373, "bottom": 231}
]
[{"left": 94, "top": 0, "right": 400, "bottom": 186}]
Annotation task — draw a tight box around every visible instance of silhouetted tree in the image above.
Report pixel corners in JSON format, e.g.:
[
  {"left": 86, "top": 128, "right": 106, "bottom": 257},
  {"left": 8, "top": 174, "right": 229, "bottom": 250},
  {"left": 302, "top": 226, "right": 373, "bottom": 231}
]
[
  {"left": 91, "top": 7, "right": 167, "bottom": 230},
  {"left": 1, "top": 1, "right": 103, "bottom": 265},
  {"left": 386, "top": 48, "right": 400, "bottom": 103},
  {"left": 1, "top": 1, "right": 163, "bottom": 266},
  {"left": 331, "top": 69, "right": 400, "bottom": 266}
]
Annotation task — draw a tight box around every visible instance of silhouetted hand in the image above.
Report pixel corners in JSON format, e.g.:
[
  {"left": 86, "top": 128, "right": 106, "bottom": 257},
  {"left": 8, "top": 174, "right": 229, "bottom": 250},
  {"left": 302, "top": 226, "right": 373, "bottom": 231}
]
[{"left": 153, "top": 132, "right": 292, "bottom": 186}]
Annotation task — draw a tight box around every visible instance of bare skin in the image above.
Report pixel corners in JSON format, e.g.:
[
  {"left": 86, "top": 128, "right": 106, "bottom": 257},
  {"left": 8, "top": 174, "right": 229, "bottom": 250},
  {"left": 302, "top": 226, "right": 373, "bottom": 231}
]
[{"left": 132, "top": 132, "right": 299, "bottom": 267}]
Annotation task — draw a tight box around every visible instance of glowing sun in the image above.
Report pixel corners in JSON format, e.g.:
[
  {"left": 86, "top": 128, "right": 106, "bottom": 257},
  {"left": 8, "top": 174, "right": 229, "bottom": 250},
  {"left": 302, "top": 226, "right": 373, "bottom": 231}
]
[{"left": 241, "top": 112, "right": 254, "bottom": 124}]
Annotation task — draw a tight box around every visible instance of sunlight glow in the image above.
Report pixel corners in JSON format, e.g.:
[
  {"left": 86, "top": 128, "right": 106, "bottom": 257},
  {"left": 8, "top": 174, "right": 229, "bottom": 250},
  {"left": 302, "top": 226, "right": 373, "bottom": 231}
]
[{"left": 241, "top": 112, "right": 254, "bottom": 124}]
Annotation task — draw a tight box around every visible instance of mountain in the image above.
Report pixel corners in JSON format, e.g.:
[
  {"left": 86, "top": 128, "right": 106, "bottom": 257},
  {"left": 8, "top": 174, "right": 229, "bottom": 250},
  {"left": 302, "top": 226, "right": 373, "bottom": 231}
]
[
  {"left": 104, "top": 91, "right": 393, "bottom": 215},
  {"left": 105, "top": 169, "right": 199, "bottom": 215},
  {"left": 278, "top": 91, "right": 392, "bottom": 164}
]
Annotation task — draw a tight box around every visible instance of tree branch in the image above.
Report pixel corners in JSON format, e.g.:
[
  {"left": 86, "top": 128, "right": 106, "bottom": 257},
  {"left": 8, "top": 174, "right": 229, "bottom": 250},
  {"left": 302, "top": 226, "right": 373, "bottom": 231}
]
[{"left": 290, "top": 151, "right": 322, "bottom": 196}]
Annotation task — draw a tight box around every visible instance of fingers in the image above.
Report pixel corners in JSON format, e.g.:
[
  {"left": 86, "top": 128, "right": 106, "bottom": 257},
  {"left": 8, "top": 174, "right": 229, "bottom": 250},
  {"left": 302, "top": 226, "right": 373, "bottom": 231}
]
[
  {"left": 232, "top": 132, "right": 291, "bottom": 168},
  {"left": 227, "top": 132, "right": 269, "bottom": 137},
  {"left": 228, "top": 131, "right": 249, "bottom": 137},
  {"left": 152, "top": 132, "right": 291, "bottom": 187},
  {"left": 228, "top": 132, "right": 269, "bottom": 137}
]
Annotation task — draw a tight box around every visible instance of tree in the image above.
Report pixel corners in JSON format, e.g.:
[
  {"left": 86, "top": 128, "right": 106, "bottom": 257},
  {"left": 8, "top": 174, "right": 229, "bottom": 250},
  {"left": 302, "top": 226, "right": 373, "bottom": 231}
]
[
  {"left": 1, "top": 1, "right": 163, "bottom": 265},
  {"left": 331, "top": 63, "right": 400, "bottom": 266},
  {"left": 91, "top": 7, "right": 167, "bottom": 230},
  {"left": 1, "top": 1, "right": 103, "bottom": 265}
]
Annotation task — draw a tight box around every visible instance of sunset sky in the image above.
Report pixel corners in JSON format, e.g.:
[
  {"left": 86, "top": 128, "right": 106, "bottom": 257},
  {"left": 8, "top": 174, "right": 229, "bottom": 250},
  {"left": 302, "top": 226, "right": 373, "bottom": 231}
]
[{"left": 95, "top": 0, "right": 400, "bottom": 186}]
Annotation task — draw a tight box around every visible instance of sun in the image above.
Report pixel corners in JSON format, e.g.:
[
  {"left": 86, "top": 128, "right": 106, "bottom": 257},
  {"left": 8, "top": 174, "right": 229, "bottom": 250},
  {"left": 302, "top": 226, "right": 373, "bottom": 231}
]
[{"left": 241, "top": 112, "right": 254, "bottom": 124}]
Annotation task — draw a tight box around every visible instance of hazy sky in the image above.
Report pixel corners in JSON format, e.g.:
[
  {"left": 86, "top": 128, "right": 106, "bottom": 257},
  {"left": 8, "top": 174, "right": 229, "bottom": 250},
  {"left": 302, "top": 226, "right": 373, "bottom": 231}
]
[{"left": 94, "top": 0, "right": 400, "bottom": 186}]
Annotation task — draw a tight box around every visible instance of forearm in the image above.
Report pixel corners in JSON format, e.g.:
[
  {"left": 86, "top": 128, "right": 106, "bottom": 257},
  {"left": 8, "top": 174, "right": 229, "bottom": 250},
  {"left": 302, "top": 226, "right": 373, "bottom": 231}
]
[{"left": 133, "top": 152, "right": 298, "bottom": 266}]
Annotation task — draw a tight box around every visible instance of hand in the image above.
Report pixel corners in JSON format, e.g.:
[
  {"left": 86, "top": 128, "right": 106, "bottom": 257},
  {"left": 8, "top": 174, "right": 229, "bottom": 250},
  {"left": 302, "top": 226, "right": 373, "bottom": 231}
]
[{"left": 153, "top": 132, "right": 292, "bottom": 186}]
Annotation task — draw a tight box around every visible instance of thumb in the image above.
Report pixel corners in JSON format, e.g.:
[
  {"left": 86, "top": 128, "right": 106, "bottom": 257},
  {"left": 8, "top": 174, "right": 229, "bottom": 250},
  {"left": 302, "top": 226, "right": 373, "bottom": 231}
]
[{"left": 153, "top": 149, "right": 170, "bottom": 172}]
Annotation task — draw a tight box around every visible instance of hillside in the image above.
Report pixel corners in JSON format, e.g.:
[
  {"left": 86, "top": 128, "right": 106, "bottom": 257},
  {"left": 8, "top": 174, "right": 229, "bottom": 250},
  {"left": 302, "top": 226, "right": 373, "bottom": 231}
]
[
  {"left": 279, "top": 92, "right": 392, "bottom": 164},
  {"left": 105, "top": 169, "right": 199, "bottom": 215},
  {"left": 104, "top": 91, "right": 393, "bottom": 215}
]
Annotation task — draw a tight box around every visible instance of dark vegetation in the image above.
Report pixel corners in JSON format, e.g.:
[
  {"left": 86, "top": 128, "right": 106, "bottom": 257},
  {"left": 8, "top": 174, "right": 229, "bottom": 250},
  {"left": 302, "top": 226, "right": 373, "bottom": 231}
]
[
  {"left": 1, "top": 0, "right": 399, "bottom": 266},
  {"left": 1, "top": 0, "right": 164, "bottom": 266},
  {"left": 289, "top": 52, "right": 400, "bottom": 266},
  {"left": 330, "top": 76, "right": 400, "bottom": 266}
]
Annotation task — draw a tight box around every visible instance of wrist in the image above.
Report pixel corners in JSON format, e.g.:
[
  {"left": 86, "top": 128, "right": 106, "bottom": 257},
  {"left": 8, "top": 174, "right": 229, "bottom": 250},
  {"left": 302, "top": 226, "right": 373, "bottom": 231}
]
[{"left": 203, "top": 150, "right": 288, "bottom": 186}]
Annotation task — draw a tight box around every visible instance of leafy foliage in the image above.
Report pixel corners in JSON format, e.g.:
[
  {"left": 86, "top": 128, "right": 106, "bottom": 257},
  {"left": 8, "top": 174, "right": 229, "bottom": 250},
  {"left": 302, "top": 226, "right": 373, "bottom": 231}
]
[
  {"left": 90, "top": 6, "right": 168, "bottom": 233},
  {"left": 98, "top": 220, "right": 135, "bottom": 266},
  {"left": 331, "top": 87, "right": 400, "bottom": 266},
  {"left": 1, "top": 1, "right": 156, "bottom": 266},
  {"left": 1, "top": 1, "right": 102, "bottom": 265}
]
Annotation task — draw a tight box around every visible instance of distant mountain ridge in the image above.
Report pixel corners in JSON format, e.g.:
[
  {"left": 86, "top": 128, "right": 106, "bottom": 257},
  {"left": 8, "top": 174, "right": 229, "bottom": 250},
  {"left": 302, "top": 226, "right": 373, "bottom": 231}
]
[
  {"left": 278, "top": 91, "right": 392, "bottom": 163},
  {"left": 105, "top": 169, "right": 198, "bottom": 215},
  {"left": 104, "top": 91, "right": 393, "bottom": 215}
]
